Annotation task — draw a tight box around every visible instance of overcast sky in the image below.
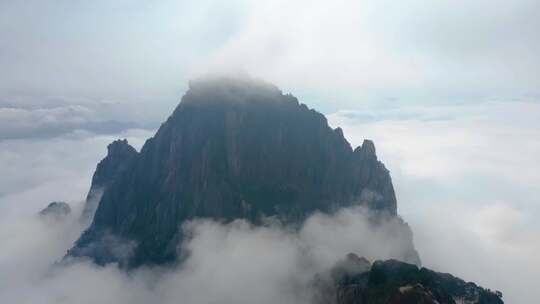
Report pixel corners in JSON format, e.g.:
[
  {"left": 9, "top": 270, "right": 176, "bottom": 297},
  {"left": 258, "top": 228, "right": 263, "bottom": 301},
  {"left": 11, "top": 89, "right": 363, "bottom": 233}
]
[
  {"left": 1, "top": 1, "right": 539, "bottom": 303},
  {"left": 1, "top": 0, "right": 539, "bottom": 114}
]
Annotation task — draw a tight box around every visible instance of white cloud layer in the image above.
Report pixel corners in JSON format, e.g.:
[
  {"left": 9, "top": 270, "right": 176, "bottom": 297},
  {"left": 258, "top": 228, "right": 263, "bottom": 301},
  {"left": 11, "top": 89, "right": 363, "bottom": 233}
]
[
  {"left": 328, "top": 100, "right": 540, "bottom": 303},
  {"left": 0, "top": 127, "right": 415, "bottom": 304},
  {"left": 0, "top": 155, "right": 418, "bottom": 304},
  {"left": 0, "top": 99, "right": 538, "bottom": 303}
]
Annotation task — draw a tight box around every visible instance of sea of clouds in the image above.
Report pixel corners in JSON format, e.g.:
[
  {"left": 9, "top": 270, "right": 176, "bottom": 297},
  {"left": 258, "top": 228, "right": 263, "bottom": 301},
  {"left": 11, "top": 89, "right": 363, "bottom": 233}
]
[{"left": 3, "top": 100, "right": 539, "bottom": 303}]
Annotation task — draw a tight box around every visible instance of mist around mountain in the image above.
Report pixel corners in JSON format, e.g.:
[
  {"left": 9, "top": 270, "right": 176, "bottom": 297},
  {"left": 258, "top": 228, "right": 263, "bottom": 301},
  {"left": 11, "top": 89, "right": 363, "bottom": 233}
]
[
  {"left": 39, "top": 76, "right": 503, "bottom": 303},
  {"left": 67, "top": 76, "right": 419, "bottom": 268}
]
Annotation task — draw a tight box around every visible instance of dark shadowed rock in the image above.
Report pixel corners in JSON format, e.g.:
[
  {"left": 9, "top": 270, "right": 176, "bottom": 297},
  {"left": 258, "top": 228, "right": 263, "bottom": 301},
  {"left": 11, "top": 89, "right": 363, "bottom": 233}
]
[
  {"left": 315, "top": 255, "right": 504, "bottom": 304},
  {"left": 332, "top": 253, "right": 372, "bottom": 280},
  {"left": 80, "top": 139, "right": 138, "bottom": 222},
  {"left": 39, "top": 201, "right": 71, "bottom": 220},
  {"left": 68, "top": 76, "right": 416, "bottom": 267},
  {"left": 356, "top": 139, "right": 377, "bottom": 162}
]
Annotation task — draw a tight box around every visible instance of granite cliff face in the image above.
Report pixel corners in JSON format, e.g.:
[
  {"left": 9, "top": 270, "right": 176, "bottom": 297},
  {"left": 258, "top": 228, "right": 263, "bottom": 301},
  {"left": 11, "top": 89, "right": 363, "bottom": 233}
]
[
  {"left": 68, "top": 77, "right": 417, "bottom": 267},
  {"left": 80, "top": 139, "right": 138, "bottom": 222},
  {"left": 313, "top": 253, "right": 504, "bottom": 304}
]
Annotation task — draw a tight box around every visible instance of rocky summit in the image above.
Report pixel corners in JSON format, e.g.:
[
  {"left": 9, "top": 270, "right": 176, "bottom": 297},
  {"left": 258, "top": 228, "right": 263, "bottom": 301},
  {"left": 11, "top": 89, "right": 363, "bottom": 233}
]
[
  {"left": 68, "top": 76, "right": 417, "bottom": 267},
  {"left": 39, "top": 201, "right": 71, "bottom": 220},
  {"left": 80, "top": 139, "right": 138, "bottom": 223}
]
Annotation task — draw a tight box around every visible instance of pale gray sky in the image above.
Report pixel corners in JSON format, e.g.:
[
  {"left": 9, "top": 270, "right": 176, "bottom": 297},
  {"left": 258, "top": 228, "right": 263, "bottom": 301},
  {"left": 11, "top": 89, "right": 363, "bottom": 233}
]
[
  {"left": 0, "top": 1, "right": 539, "bottom": 303},
  {"left": 1, "top": 0, "right": 539, "bottom": 114}
]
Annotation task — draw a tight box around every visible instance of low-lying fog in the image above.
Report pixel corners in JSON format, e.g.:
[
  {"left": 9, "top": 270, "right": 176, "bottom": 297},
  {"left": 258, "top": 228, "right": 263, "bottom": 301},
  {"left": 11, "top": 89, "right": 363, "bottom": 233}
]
[{"left": 1, "top": 100, "right": 538, "bottom": 303}]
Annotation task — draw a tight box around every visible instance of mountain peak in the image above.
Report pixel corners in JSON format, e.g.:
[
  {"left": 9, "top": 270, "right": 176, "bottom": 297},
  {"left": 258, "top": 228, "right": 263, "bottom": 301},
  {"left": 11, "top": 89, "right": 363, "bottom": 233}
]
[
  {"left": 175, "top": 75, "right": 304, "bottom": 113},
  {"left": 106, "top": 139, "right": 136, "bottom": 157},
  {"left": 355, "top": 139, "right": 377, "bottom": 161},
  {"left": 68, "top": 78, "right": 414, "bottom": 267}
]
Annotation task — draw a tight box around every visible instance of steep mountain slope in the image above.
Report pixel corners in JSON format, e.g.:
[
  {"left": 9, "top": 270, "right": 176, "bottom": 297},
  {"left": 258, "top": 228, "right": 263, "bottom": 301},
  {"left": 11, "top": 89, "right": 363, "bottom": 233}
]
[
  {"left": 80, "top": 139, "right": 138, "bottom": 222},
  {"left": 67, "top": 77, "right": 418, "bottom": 267}
]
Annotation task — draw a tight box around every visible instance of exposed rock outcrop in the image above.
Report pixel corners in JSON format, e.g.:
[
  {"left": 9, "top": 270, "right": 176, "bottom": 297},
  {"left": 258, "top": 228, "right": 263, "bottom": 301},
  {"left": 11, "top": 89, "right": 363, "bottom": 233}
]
[
  {"left": 313, "top": 254, "right": 504, "bottom": 304},
  {"left": 39, "top": 201, "right": 71, "bottom": 220},
  {"left": 80, "top": 139, "right": 138, "bottom": 223},
  {"left": 68, "top": 76, "right": 417, "bottom": 267}
]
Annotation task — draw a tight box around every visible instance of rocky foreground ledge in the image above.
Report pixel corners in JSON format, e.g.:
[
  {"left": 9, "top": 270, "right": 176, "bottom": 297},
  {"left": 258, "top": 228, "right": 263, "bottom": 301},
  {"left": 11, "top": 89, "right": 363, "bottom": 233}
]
[{"left": 313, "top": 253, "right": 503, "bottom": 304}]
